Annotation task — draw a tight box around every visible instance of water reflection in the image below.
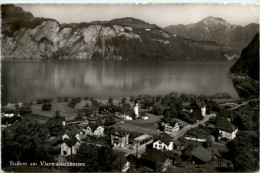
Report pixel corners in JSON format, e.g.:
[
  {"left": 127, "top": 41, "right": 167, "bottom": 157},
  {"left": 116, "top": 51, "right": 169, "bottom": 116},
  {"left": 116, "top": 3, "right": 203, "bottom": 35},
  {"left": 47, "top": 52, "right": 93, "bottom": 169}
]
[{"left": 2, "top": 60, "right": 238, "bottom": 105}]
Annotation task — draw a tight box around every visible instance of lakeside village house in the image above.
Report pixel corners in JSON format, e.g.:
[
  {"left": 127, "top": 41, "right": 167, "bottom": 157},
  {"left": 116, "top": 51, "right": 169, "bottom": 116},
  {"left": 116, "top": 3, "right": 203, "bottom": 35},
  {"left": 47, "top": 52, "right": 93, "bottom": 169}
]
[
  {"left": 163, "top": 121, "right": 180, "bottom": 134},
  {"left": 153, "top": 134, "right": 174, "bottom": 151},
  {"left": 184, "top": 100, "right": 207, "bottom": 117},
  {"left": 218, "top": 125, "right": 238, "bottom": 140},
  {"left": 111, "top": 129, "right": 129, "bottom": 148},
  {"left": 61, "top": 131, "right": 81, "bottom": 157},
  {"left": 60, "top": 119, "right": 105, "bottom": 157},
  {"left": 84, "top": 123, "right": 105, "bottom": 137}
]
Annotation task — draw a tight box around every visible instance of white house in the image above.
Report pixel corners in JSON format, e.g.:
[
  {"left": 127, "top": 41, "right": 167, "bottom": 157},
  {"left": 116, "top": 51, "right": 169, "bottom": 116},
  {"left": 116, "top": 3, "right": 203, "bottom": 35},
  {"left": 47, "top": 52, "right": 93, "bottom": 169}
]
[
  {"left": 84, "top": 124, "right": 105, "bottom": 137},
  {"left": 116, "top": 113, "right": 133, "bottom": 120},
  {"left": 2, "top": 113, "right": 15, "bottom": 117},
  {"left": 142, "top": 116, "right": 149, "bottom": 120},
  {"left": 153, "top": 134, "right": 174, "bottom": 151},
  {"left": 218, "top": 129, "right": 238, "bottom": 140},
  {"left": 121, "top": 161, "right": 130, "bottom": 172},
  {"left": 111, "top": 130, "right": 129, "bottom": 148},
  {"left": 164, "top": 122, "right": 180, "bottom": 134},
  {"left": 61, "top": 133, "right": 80, "bottom": 156},
  {"left": 189, "top": 101, "right": 207, "bottom": 117}
]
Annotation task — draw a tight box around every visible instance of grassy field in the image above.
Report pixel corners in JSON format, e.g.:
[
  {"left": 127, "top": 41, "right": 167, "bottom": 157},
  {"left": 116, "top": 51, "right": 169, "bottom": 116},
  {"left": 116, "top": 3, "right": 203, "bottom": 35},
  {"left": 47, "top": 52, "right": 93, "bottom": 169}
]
[
  {"left": 5, "top": 97, "right": 134, "bottom": 121},
  {"left": 125, "top": 114, "right": 162, "bottom": 131},
  {"left": 112, "top": 122, "right": 162, "bottom": 136},
  {"left": 6, "top": 101, "right": 78, "bottom": 120},
  {"left": 26, "top": 114, "right": 49, "bottom": 124}
]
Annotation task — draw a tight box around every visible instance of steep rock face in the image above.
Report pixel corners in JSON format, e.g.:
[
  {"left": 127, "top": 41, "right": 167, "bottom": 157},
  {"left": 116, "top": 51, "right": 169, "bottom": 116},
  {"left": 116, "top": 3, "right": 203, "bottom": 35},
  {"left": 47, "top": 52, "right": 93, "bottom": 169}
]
[
  {"left": 1, "top": 5, "right": 232, "bottom": 60},
  {"left": 164, "top": 17, "right": 259, "bottom": 54},
  {"left": 230, "top": 33, "right": 259, "bottom": 80}
]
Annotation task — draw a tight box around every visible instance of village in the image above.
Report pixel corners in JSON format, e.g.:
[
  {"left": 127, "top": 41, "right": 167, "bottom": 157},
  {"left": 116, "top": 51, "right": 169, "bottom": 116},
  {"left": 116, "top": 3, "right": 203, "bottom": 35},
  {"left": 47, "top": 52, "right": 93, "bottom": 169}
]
[{"left": 1, "top": 92, "right": 259, "bottom": 172}]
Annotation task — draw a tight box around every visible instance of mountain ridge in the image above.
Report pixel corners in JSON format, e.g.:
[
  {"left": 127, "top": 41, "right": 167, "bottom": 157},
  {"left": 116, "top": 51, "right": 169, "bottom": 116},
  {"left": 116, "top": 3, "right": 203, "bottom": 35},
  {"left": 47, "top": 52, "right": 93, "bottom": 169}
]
[
  {"left": 0, "top": 5, "right": 247, "bottom": 61},
  {"left": 164, "top": 17, "right": 259, "bottom": 54},
  {"left": 230, "top": 33, "right": 259, "bottom": 80}
]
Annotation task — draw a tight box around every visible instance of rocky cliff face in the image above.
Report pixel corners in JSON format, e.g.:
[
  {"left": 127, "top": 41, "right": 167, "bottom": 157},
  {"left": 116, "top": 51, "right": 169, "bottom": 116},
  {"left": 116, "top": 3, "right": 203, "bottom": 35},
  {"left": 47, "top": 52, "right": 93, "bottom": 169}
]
[
  {"left": 1, "top": 5, "right": 233, "bottom": 60},
  {"left": 164, "top": 17, "right": 259, "bottom": 54}
]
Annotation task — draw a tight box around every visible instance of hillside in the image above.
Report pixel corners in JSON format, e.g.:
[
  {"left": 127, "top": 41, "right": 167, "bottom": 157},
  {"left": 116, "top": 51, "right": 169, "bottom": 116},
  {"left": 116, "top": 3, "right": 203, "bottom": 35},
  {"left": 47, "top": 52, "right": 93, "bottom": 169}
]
[
  {"left": 164, "top": 16, "right": 259, "bottom": 54},
  {"left": 230, "top": 33, "right": 259, "bottom": 80},
  {"left": 2, "top": 5, "right": 234, "bottom": 60}
]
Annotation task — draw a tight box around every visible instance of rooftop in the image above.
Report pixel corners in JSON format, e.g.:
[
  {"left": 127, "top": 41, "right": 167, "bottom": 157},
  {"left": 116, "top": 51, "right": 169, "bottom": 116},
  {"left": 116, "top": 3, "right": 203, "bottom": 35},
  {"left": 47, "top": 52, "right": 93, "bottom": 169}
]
[
  {"left": 142, "top": 149, "right": 171, "bottom": 163},
  {"left": 191, "top": 146, "right": 212, "bottom": 163},
  {"left": 134, "top": 134, "right": 152, "bottom": 141}
]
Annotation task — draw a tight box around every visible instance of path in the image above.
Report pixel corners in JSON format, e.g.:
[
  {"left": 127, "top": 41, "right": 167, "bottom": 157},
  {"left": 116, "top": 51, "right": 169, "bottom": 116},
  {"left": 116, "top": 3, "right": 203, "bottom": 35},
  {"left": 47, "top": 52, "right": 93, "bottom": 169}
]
[{"left": 172, "top": 113, "right": 216, "bottom": 140}]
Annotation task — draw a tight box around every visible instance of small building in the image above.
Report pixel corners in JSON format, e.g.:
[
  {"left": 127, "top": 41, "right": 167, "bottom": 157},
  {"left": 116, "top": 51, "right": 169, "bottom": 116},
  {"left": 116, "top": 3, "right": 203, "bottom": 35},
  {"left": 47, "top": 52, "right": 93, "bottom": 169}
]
[
  {"left": 133, "top": 134, "right": 153, "bottom": 149},
  {"left": 116, "top": 113, "right": 133, "bottom": 120},
  {"left": 191, "top": 146, "right": 212, "bottom": 164},
  {"left": 84, "top": 123, "right": 105, "bottom": 137},
  {"left": 111, "top": 129, "right": 129, "bottom": 148},
  {"left": 61, "top": 132, "right": 80, "bottom": 156},
  {"left": 153, "top": 134, "right": 174, "bottom": 151},
  {"left": 189, "top": 100, "right": 207, "bottom": 117},
  {"left": 140, "top": 149, "right": 172, "bottom": 172},
  {"left": 2, "top": 113, "right": 15, "bottom": 117},
  {"left": 218, "top": 128, "right": 238, "bottom": 140},
  {"left": 142, "top": 116, "right": 149, "bottom": 120},
  {"left": 164, "top": 122, "right": 180, "bottom": 134}
]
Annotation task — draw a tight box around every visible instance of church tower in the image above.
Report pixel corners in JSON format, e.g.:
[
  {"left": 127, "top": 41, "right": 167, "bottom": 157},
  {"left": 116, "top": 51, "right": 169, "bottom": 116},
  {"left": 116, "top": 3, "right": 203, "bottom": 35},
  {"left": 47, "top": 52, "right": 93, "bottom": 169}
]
[{"left": 134, "top": 103, "right": 139, "bottom": 118}]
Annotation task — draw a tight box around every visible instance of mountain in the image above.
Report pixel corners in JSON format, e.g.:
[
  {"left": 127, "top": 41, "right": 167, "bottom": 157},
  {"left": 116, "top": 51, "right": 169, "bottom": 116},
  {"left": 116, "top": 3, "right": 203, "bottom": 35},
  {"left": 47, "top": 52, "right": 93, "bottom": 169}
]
[
  {"left": 230, "top": 33, "right": 259, "bottom": 80},
  {"left": 1, "top": 5, "right": 233, "bottom": 60},
  {"left": 164, "top": 16, "right": 259, "bottom": 54}
]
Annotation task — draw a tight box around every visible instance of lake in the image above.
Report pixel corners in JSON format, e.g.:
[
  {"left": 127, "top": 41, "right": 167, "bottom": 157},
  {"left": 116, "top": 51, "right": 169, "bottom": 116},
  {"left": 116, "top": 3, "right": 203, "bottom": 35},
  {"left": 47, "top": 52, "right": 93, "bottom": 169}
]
[{"left": 1, "top": 60, "right": 239, "bottom": 105}]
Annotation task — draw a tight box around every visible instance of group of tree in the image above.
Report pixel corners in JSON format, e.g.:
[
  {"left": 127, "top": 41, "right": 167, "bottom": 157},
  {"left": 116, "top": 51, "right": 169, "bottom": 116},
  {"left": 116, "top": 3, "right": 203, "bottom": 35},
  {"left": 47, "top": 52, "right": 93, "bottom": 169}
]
[
  {"left": 2, "top": 118, "right": 54, "bottom": 169},
  {"left": 44, "top": 114, "right": 65, "bottom": 136},
  {"left": 69, "top": 144, "right": 127, "bottom": 172},
  {"left": 226, "top": 131, "right": 259, "bottom": 172},
  {"left": 42, "top": 102, "right": 52, "bottom": 111}
]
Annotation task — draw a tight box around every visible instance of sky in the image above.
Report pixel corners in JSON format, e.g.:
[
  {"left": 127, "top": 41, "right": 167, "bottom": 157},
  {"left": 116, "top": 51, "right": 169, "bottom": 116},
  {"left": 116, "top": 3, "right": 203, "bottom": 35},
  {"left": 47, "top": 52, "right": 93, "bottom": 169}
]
[{"left": 17, "top": 3, "right": 259, "bottom": 27}]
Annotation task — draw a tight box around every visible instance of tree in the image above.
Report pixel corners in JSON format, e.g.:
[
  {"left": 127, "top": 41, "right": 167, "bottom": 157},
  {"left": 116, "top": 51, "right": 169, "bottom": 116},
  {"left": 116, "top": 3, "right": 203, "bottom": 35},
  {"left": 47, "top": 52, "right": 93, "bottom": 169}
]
[
  {"left": 121, "top": 103, "right": 134, "bottom": 116},
  {"left": 108, "top": 98, "right": 114, "bottom": 105},
  {"left": 121, "top": 97, "right": 127, "bottom": 104},
  {"left": 2, "top": 119, "right": 54, "bottom": 169},
  {"left": 227, "top": 132, "right": 259, "bottom": 171},
  {"left": 104, "top": 116, "right": 116, "bottom": 126},
  {"left": 152, "top": 104, "right": 164, "bottom": 115},
  {"left": 198, "top": 94, "right": 207, "bottom": 101},
  {"left": 69, "top": 144, "right": 123, "bottom": 172},
  {"left": 180, "top": 93, "right": 188, "bottom": 102},
  {"left": 130, "top": 96, "right": 135, "bottom": 102},
  {"left": 55, "top": 110, "right": 60, "bottom": 117},
  {"left": 42, "top": 103, "right": 52, "bottom": 111},
  {"left": 203, "top": 136, "right": 213, "bottom": 148},
  {"left": 19, "top": 105, "right": 32, "bottom": 115},
  {"left": 64, "top": 97, "right": 69, "bottom": 102}
]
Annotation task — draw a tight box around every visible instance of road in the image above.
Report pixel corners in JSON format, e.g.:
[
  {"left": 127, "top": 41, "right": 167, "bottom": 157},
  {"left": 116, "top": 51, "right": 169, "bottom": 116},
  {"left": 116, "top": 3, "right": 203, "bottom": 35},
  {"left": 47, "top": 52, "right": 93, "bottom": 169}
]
[{"left": 171, "top": 113, "right": 216, "bottom": 140}]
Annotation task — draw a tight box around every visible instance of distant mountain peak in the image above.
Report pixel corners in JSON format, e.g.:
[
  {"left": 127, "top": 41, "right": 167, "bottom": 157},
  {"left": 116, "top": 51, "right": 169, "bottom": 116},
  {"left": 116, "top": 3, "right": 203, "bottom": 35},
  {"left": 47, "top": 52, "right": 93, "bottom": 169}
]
[
  {"left": 109, "top": 17, "right": 148, "bottom": 25},
  {"left": 199, "top": 16, "right": 229, "bottom": 27}
]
